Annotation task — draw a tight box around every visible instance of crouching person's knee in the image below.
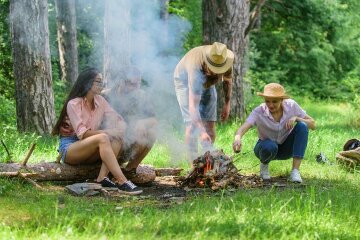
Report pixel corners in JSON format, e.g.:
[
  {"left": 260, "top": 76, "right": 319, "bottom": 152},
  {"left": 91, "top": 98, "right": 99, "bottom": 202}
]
[
  {"left": 295, "top": 121, "right": 308, "bottom": 132},
  {"left": 254, "top": 139, "right": 278, "bottom": 164}
]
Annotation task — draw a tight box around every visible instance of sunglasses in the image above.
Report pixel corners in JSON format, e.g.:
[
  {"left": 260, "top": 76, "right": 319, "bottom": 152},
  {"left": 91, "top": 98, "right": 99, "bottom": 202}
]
[{"left": 93, "top": 80, "right": 105, "bottom": 87}]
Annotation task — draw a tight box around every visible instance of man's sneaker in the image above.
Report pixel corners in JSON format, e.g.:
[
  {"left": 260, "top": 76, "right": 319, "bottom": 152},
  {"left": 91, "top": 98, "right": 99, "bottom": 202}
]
[
  {"left": 289, "top": 169, "right": 302, "bottom": 183},
  {"left": 97, "top": 177, "right": 118, "bottom": 190},
  {"left": 117, "top": 180, "right": 143, "bottom": 195},
  {"left": 260, "top": 163, "right": 271, "bottom": 180}
]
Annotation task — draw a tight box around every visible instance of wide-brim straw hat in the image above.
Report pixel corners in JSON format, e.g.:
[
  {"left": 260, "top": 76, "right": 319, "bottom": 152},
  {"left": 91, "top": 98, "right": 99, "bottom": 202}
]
[
  {"left": 203, "top": 42, "right": 234, "bottom": 74},
  {"left": 257, "top": 83, "right": 290, "bottom": 99}
]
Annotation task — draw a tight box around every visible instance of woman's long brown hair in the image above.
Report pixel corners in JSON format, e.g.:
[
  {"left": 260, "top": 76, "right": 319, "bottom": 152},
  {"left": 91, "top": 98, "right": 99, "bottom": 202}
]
[{"left": 52, "top": 68, "right": 100, "bottom": 135}]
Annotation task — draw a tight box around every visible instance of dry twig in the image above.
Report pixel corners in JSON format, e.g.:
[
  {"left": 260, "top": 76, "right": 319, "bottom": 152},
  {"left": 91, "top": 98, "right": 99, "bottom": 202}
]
[{"left": 21, "top": 143, "right": 36, "bottom": 166}]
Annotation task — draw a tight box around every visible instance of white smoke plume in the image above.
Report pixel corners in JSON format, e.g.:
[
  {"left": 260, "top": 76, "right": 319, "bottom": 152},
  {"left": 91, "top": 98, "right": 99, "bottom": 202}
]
[{"left": 76, "top": 0, "right": 192, "bottom": 164}]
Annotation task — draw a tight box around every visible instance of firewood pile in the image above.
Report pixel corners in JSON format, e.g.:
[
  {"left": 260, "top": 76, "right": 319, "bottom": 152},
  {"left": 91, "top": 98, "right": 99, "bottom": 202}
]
[{"left": 178, "top": 150, "right": 263, "bottom": 190}]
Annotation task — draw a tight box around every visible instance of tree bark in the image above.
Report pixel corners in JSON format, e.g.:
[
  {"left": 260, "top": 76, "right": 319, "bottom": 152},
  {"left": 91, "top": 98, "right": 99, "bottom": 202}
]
[
  {"left": 159, "top": 0, "right": 169, "bottom": 51},
  {"left": 202, "top": 0, "right": 249, "bottom": 119},
  {"left": 55, "top": 0, "right": 78, "bottom": 85},
  {"left": 0, "top": 162, "right": 177, "bottom": 182},
  {"left": 103, "top": 0, "right": 131, "bottom": 86},
  {"left": 10, "top": 0, "right": 55, "bottom": 134},
  {"left": 0, "top": 162, "right": 101, "bottom": 181}
]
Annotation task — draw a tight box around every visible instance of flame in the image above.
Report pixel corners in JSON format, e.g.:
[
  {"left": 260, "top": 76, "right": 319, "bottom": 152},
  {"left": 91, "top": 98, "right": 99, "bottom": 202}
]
[{"left": 203, "top": 155, "right": 213, "bottom": 175}]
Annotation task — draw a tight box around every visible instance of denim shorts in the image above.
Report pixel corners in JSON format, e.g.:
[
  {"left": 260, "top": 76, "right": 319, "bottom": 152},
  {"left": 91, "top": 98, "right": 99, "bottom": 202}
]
[
  {"left": 58, "top": 135, "right": 79, "bottom": 162},
  {"left": 174, "top": 77, "right": 217, "bottom": 124}
]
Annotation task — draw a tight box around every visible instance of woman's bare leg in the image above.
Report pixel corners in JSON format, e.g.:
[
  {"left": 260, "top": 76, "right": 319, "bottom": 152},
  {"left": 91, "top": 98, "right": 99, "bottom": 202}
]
[
  {"left": 97, "top": 139, "right": 122, "bottom": 181},
  {"left": 65, "top": 133, "right": 127, "bottom": 184}
]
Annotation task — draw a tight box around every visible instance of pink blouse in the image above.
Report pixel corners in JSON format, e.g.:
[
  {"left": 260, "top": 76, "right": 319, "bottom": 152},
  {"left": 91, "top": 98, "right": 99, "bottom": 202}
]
[
  {"left": 60, "top": 95, "right": 123, "bottom": 139},
  {"left": 246, "top": 99, "right": 307, "bottom": 144}
]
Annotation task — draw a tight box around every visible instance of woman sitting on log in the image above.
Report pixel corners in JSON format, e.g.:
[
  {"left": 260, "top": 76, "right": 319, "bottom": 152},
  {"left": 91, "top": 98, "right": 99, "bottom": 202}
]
[
  {"left": 232, "top": 83, "right": 316, "bottom": 183},
  {"left": 52, "top": 67, "right": 142, "bottom": 195}
]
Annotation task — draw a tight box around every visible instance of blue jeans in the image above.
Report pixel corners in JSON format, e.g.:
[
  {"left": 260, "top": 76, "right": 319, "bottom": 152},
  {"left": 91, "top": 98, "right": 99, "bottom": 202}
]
[
  {"left": 58, "top": 135, "right": 79, "bottom": 162},
  {"left": 254, "top": 122, "right": 309, "bottom": 164}
]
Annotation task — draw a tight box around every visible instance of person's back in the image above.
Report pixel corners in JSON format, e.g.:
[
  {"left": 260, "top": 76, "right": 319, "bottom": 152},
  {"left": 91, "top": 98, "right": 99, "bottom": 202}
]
[{"left": 108, "top": 88, "right": 155, "bottom": 124}]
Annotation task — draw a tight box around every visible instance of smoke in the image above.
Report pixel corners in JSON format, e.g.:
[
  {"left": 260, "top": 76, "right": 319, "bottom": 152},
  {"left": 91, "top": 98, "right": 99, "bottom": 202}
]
[
  {"left": 128, "top": 0, "right": 191, "bottom": 163},
  {"left": 76, "top": 0, "right": 191, "bottom": 164}
]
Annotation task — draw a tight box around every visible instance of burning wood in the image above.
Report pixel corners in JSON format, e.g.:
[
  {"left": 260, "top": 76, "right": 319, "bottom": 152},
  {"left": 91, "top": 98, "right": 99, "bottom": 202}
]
[{"left": 178, "top": 150, "right": 263, "bottom": 190}]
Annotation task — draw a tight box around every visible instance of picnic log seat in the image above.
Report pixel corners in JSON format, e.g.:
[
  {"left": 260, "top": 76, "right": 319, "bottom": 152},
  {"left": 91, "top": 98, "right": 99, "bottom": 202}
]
[
  {"left": 0, "top": 158, "right": 182, "bottom": 184},
  {"left": 0, "top": 152, "right": 156, "bottom": 183}
]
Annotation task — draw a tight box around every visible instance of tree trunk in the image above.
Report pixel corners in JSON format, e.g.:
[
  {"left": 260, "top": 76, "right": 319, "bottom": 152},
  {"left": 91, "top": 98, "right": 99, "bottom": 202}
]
[
  {"left": 0, "top": 162, "right": 178, "bottom": 182},
  {"left": 10, "top": 0, "right": 55, "bottom": 134},
  {"left": 55, "top": 0, "right": 78, "bottom": 85},
  {"left": 103, "top": 0, "right": 131, "bottom": 86},
  {"left": 0, "top": 162, "right": 101, "bottom": 181},
  {"left": 202, "top": 0, "right": 249, "bottom": 119},
  {"left": 159, "top": 0, "right": 169, "bottom": 50}
]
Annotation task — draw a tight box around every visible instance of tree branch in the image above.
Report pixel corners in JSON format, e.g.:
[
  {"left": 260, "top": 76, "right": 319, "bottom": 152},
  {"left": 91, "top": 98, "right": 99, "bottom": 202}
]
[{"left": 245, "top": 0, "right": 267, "bottom": 37}]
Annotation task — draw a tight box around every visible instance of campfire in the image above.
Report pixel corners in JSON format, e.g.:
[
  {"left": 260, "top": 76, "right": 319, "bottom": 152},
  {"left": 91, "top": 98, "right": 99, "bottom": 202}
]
[{"left": 178, "top": 149, "right": 263, "bottom": 190}]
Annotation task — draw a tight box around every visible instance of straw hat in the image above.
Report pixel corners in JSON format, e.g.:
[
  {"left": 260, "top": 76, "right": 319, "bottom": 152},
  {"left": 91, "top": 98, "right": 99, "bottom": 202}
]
[
  {"left": 257, "top": 83, "right": 290, "bottom": 99},
  {"left": 203, "top": 42, "right": 234, "bottom": 74}
]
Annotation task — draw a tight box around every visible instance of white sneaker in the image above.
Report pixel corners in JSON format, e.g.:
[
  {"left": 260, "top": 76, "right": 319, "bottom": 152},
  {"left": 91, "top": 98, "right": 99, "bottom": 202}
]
[
  {"left": 290, "top": 169, "right": 302, "bottom": 183},
  {"left": 260, "top": 163, "right": 271, "bottom": 180}
]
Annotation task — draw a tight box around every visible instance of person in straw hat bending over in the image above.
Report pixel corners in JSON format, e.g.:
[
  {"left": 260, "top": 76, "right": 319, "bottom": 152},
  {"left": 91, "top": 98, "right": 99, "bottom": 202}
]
[
  {"left": 174, "top": 42, "right": 235, "bottom": 162},
  {"left": 232, "top": 83, "right": 315, "bottom": 183}
]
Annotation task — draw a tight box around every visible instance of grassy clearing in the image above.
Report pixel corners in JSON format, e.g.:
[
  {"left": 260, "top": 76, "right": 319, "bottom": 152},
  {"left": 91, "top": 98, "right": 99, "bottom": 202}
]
[{"left": 0, "top": 99, "right": 360, "bottom": 239}]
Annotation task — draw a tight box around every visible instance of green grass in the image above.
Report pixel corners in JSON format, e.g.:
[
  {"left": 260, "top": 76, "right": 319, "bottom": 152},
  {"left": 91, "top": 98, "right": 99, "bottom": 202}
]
[{"left": 0, "top": 99, "right": 360, "bottom": 239}]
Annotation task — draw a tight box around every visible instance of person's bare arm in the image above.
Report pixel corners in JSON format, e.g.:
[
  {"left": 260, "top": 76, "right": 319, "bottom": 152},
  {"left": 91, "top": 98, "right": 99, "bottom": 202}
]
[
  {"left": 189, "top": 90, "right": 211, "bottom": 143},
  {"left": 83, "top": 119, "right": 127, "bottom": 141},
  {"left": 233, "top": 122, "right": 253, "bottom": 153},
  {"left": 286, "top": 115, "right": 316, "bottom": 130},
  {"left": 221, "top": 79, "right": 232, "bottom": 121}
]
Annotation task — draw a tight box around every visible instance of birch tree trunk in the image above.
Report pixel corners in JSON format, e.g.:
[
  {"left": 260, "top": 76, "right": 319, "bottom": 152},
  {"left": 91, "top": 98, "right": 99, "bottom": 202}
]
[
  {"left": 202, "top": 0, "right": 249, "bottom": 119},
  {"left": 55, "top": 0, "right": 78, "bottom": 85},
  {"left": 10, "top": 0, "right": 55, "bottom": 134},
  {"left": 103, "top": 0, "right": 131, "bottom": 86},
  {"left": 160, "top": 0, "right": 169, "bottom": 50}
]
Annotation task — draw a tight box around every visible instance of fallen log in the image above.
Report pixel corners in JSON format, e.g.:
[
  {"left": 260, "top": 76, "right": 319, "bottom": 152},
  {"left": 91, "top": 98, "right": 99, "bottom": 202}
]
[
  {"left": 0, "top": 162, "right": 101, "bottom": 181},
  {"left": 155, "top": 168, "right": 183, "bottom": 176},
  {"left": 0, "top": 162, "right": 183, "bottom": 183}
]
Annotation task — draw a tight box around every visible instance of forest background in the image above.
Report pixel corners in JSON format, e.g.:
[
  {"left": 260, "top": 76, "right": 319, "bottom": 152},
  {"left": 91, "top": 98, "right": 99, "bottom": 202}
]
[
  {"left": 0, "top": 0, "right": 360, "bottom": 239},
  {"left": 1, "top": 0, "right": 360, "bottom": 127}
]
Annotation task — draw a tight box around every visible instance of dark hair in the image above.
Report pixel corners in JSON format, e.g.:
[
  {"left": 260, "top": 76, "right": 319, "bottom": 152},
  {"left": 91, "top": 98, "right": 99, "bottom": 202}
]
[
  {"left": 52, "top": 67, "right": 100, "bottom": 135},
  {"left": 126, "top": 66, "right": 142, "bottom": 81},
  {"left": 343, "top": 138, "right": 360, "bottom": 151}
]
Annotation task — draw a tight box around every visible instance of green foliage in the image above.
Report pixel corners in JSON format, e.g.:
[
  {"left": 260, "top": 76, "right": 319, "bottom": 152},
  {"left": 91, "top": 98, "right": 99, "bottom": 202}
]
[
  {"left": 0, "top": 95, "right": 16, "bottom": 153},
  {"left": 0, "top": 0, "right": 13, "bottom": 100},
  {"left": 349, "top": 93, "right": 360, "bottom": 127},
  {"left": 250, "top": 0, "right": 360, "bottom": 99},
  {"left": 53, "top": 79, "right": 68, "bottom": 118},
  {"left": 169, "top": 0, "right": 202, "bottom": 52},
  {"left": 76, "top": 0, "right": 104, "bottom": 70},
  {"left": 47, "top": 0, "right": 61, "bottom": 86}
]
